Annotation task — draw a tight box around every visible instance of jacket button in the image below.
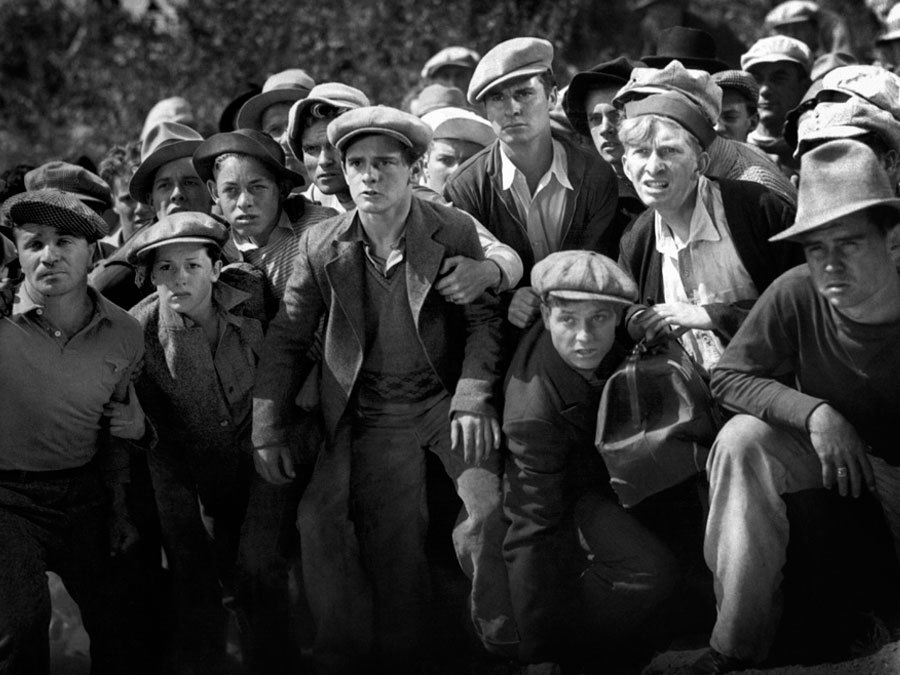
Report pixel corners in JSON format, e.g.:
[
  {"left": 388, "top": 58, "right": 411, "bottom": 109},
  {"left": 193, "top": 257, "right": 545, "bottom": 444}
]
[{"left": 220, "top": 420, "right": 229, "bottom": 427}]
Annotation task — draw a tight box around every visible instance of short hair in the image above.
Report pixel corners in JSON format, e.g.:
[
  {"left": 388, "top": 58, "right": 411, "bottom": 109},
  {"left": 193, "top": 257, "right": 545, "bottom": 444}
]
[
  {"left": 98, "top": 141, "right": 141, "bottom": 188},
  {"left": 340, "top": 133, "right": 421, "bottom": 166},
  {"left": 618, "top": 114, "right": 704, "bottom": 161},
  {"left": 211, "top": 152, "right": 293, "bottom": 200}
]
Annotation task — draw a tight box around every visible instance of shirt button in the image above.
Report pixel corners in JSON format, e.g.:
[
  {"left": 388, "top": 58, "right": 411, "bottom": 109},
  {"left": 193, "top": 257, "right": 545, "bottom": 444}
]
[
  {"left": 219, "top": 420, "right": 229, "bottom": 427},
  {"left": 36, "top": 309, "right": 42, "bottom": 315},
  {"left": 53, "top": 330, "right": 61, "bottom": 337}
]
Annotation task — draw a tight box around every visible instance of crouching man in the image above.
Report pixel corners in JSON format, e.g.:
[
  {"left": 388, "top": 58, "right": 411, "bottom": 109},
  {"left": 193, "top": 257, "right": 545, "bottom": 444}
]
[
  {"left": 251, "top": 106, "right": 513, "bottom": 673},
  {"left": 692, "top": 139, "right": 900, "bottom": 673},
  {"left": 504, "top": 250, "right": 679, "bottom": 674}
]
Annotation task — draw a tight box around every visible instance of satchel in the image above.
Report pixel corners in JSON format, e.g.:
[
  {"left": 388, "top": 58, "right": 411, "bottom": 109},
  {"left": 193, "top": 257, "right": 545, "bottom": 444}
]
[{"left": 595, "top": 336, "right": 723, "bottom": 508}]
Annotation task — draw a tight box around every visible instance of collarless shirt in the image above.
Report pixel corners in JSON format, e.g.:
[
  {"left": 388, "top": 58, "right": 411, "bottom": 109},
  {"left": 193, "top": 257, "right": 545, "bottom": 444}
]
[
  {"left": 654, "top": 176, "right": 759, "bottom": 369},
  {"left": 499, "top": 138, "right": 573, "bottom": 263},
  {"left": 0, "top": 284, "right": 143, "bottom": 471}
]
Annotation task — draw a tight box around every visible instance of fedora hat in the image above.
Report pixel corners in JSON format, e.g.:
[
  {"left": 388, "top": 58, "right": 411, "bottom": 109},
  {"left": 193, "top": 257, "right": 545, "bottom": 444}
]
[
  {"left": 642, "top": 27, "right": 730, "bottom": 73},
  {"left": 286, "top": 82, "right": 371, "bottom": 159},
  {"left": 219, "top": 84, "right": 262, "bottom": 132},
  {"left": 770, "top": 139, "right": 900, "bottom": 241},
  {"left": 193, "top": 129, "right": 305, "bottom": 187},
  {"left": 130, "top": 122, "right": 204, "bottom": 205},
  {"left": 236, "top": 69, "right": 316, "bottom": 130}
]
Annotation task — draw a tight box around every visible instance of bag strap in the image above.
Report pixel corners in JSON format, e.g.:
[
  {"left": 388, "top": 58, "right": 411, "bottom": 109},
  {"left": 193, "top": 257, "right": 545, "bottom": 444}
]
[{"left": 626, "top": 343, "right": 643, "bottom": 422}]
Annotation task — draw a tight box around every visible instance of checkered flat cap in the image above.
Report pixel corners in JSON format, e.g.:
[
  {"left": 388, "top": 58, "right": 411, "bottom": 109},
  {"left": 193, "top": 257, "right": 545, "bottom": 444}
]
[{"left": 2, "top": 189, "right": 109, "bottom": 241}]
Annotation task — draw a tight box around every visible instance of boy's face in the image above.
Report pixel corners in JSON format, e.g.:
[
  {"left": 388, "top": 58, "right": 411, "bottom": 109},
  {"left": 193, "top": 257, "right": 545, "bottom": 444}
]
[
  {"left": 715, "top": 89, "right": 758, "bottom": 143},
  {"left": 541, "top": 298, "right": 619, "bottom": 373}
]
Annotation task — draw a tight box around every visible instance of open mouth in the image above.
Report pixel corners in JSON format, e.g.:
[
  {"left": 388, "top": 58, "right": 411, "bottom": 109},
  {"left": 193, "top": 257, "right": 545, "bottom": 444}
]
[{"left": 642, "top": 180, "right": 669, "bottom": 190}]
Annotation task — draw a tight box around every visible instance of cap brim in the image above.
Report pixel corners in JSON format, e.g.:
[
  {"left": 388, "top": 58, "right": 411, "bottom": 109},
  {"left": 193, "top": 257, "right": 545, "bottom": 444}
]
[
  {"left": 334, "top": 127, "right": 415, "bottom": 152},
  {"left": 236, "top": 89, "right": 310, "bottom": 130},
  {"left": 770, "top": 197, "right": 900, "bottom": 241},
  {"left": 470, "top": 66, "right": 549, "bottom": 105},
  {"left": 744, "top": 55, "right": 809, "bottom": 73},
  {"left": 431, "top": 118, "right": 496, "bottom": 147},
  {"left": 132, "top": 236, "right": 223, "bottom": 263},
  {"left": 546, "top": 290, "right": 634, "bottom": 304},
  {"left": 130, "top": 140, "right": 204, "bottom": 204}
]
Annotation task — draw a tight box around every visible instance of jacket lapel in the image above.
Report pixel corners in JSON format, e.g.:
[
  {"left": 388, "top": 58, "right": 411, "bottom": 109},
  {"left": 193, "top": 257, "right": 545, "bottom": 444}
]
[
  {"left": 405, "top": 199, "right": 444, "bottom": 330},
  {"left": 325, "top": 223, "right": 366, "bottom": 352}
]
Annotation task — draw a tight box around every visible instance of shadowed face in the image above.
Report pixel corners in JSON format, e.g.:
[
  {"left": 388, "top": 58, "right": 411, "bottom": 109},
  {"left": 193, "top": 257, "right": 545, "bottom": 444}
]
[{"left": 541, "top": 298, "right": 619, "bottom": 373}]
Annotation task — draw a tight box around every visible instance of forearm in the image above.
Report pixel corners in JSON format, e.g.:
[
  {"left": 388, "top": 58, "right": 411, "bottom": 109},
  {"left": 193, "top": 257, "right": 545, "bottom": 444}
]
[{"left": 474, "top": 218, "right": 523, "bottom": 291}]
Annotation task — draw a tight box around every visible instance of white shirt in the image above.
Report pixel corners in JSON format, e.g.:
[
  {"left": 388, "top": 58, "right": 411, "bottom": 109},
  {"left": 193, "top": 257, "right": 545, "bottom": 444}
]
[
  {"left": 499, "top": 138, "right": 573, "bottom": 263},
  {"left": 654, "top": 176, "right": 759, "bottom": 369}
]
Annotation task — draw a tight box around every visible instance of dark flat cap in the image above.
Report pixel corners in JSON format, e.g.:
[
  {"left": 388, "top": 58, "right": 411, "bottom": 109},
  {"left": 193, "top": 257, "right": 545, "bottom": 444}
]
[
  {"left": 193, "top": 129, "right": 305, "bottom": 187},
  {"left": 624, "top": 91, "right": 717, "bottom": 149},
  {"left": 3, "top": 189, "right": 109, "bottom": 242},
  {"left": 327, "top": 106, "right": 432, "bottom": 157},
  {"left": 128, "top": 211, "right": 228, "bottom": 264},
  {"left": 25, "top": 161, "right": 112, "bottom": 212}
]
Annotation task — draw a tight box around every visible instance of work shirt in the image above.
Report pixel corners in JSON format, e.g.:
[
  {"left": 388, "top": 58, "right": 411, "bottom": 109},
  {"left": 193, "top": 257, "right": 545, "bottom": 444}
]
[
  {"left": 499, "top": 139, "right": 573, "bottom": 263},
  {"left": 0, "top": 284, "right": 143, "bottom": 472},
  {"left": 655, "top": 176, "right": 759, "bottom": 369}
]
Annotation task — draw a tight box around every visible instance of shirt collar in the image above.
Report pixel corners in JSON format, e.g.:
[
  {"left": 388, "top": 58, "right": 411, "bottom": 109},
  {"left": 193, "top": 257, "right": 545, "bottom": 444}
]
[
  {"left": 231, "top": 209, "right": 292, "bottom": 253},
  {"left": 498, "top": 138, "right": 573, "bottom": 192},
  {"left": 654, "top": 175, "right": 721, "bottom": 254},
  {"left": 13, "top": 282, "right": 107, "bottom": 321}
]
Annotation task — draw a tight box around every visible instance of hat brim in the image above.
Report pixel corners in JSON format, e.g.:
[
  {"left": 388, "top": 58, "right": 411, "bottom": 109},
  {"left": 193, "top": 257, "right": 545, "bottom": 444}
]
[
  {"left": 876, "top": 29, "right": 900, "bottom": 45},
  {"left": 469, "top": 65, "right": 549, "bottom": 105},
  {"left": 546, "top": 290, "right": 635, "bottom": 304},
  {"left": 563, "top": 72, "right": 629, "bottom": 136},
  {"left": 131, "top": 236, "right": 224, "bottom": 264},
  {"left": 744, "top": 55, "right": 809, "bottom": 74},
  {"left": 219, "top": 88, "right": 261, "bottom": 132},
  {"left": 431, "top": 118, "right": 496, "bottom": 148},
  {"left": 193, "top": 133, "right": 305, "bottom": 188},
  {"left": 236, "top": 89, "right": 310, "bottom": 130},
  {"left": 130, "top": 140, "right": 204, "bottom": 205},
  {"left": 640, "top": 55, "right": 729, "bottom": 73},
  {"left": 770, "top": 197, "right": 900, "bottom": 241},
  {"left": 287, "top": 96, "right": 356, "bottom": 159}
]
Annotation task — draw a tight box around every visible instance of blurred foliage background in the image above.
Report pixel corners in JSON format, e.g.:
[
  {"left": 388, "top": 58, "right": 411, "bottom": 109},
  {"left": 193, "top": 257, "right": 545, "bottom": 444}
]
[{"left": 0, "top": 0, "right": 885, "bottom": 167}]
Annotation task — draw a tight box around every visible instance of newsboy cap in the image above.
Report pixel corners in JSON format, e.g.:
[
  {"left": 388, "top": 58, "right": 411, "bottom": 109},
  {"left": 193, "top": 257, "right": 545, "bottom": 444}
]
[
  {"left": 130, "top": 122, "right": 205, "bottom": 205},
  {"left": 741, "top": 36, "right": 812, "bottom": 74},
  {"left": 794, "top": 98, "right": 900, "bottom": 159},
  {"left": 421, "top": 46, "right": 481, "bottom": 80},
  {"left": 3, "top": 189, "right": 109, "bottom": 242},
  {"left": 410, "top": 84, "right": 469, "bottom": 117},
  {"left": 236, "top": 69, "right": 316, "bottom": 130},
  {"left": 193, "top": 129, "right": 305, "bottom": 187},
  {"left": 421, "top": 107, "right": 496, "bottom": 148},
  {"left": 25, "top": 161, "right": 112, "bottom": 213},
  {"left": 614, "top": 60, "right": 723, "bottom": 123},
  {"left": 327, "top": 106, "right": 432, "bottom": 157},
  {"left": 532, "top": 250, "right": 638, "bottom": 305},
  {"left": 624, "top": 91, "right": 717, "bottom": 149},
  {"left": 711, "top": 70, "right": 760, "bottom": 107},
  {"left": 771, "top": 139, "right": 900, "bottom": 242},
  {"left": 819, "top": 65, "right": 900, "bottom": 118},
  {"left": 127, "top": 211, "right": 228, "bottom": 264},
  {"left": 467, "top": 37, "right": 553, "bottom": 105},
  {"left": 287, "top": 82, "right": 371, "bottom": 159},
  {"left": 765, "top": 0, "right": 819, "bottom": 28}
]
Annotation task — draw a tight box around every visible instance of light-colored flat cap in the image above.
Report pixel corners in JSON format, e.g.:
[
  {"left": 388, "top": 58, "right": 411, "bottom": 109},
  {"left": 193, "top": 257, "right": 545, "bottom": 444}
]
[
  {"left": 532, "top": 250, "right": 638, "bottom": 304},
  {"left": 467, "top": 37, "right": 553, "bottom": 105},
  {"left": 741, "top": 36, "right": 813, "bottom": 74},
  {"left": 327, "top": 105, "right": 432, "bottom": 156},
  {"left": 421, "top": 107, "right": 495, "bottom": 148}
]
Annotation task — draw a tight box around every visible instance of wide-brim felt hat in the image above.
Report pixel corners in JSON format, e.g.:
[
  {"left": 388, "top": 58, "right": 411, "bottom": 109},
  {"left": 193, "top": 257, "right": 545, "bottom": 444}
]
[
  {"left": 219, "top": 84, "right": 262, "bottom": 132},
  {"left": 193, "top": 129, "right": 305, "bottom": 187},
  {"left": 327, "top": 106, "right": 432, "bottom": 157},
  {"left": 130, "top": 121, "right": 204, "bottom": 205},
  {"left": 127, "top": 211, "right": 229, "bottom": 264},
  {"left": 641, "top": 27, "right": 730, "bottom": 73},
  {"left": 771, "top": 139, "right": 900, "bottom": 242},
  {"left": 236, "top": 69, "right": 316, "bottom": 130},
  {"left": 286, "top": 82, "right": 371, "bottom": 159},
  {"left": 3, "top": 188, "right": 109, "bottom": 242},
  {"left": 563, "top": 57, "right": 642, "bottom": 136}
]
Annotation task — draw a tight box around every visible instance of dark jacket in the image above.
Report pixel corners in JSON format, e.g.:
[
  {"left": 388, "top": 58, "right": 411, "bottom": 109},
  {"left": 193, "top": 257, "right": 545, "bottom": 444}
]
[
  {"left": 252, "top": 197, "right": 505, "bottom": 447},
  {"left": 618, "top": 178, "right": 802, "bottom": 342},
  {"left": 443, "top": 137, "right": 619, "bottom": 286}
]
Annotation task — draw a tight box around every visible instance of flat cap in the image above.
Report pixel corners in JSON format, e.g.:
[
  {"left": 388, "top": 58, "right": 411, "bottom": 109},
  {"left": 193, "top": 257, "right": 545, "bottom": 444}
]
[
  {"left": 130, "top": 122, "right": 205, "bottom": 205},
  {"left": 765, "top": 0, "right": 819, "bottom": 27},
  {"left": 421, "top": 107, "right": 496, "bottom": 148},
  {"left": 421, "top": 46, "right": 480, "bottom": 80},
  {"left": 467, "top": 37, "right": 553, "bottom": 105},
  {"left": 532, "top": 250, "right": 638, "bottom": 305},
  {"left": 741, "top": 36, "right": 812, "bottom": 74},
  {"left": 819, "top": 65, "right": 900, "bottom": 118},
  {"left": 25, "top": 161, "right": 112, "bottom": 212},
  {"left": 287, "top": 82, "right": 370, "bottom": 159},
  {"left": 795, "top": 98, "right": 900, "bottom": 158},
  {"left": 327, "top": 106, "right": 432, "bottom": 157},
  {"left": 127, "top": 211, "right": 228, "bottom": 264},
  {"left": 410, "top": 84, "right": 469, "bottom": 117},
  {"left": 711, "top": 70, "right": 760, "bottom": 106},
  {"left": 614, "top": 60, "right": 722, "bottom": 123},
  {"left": 2, "top": 189, "right": 109, "bottom": 242},
  {"left": 236, "top": 69, "right": 316, "bottom": 130},
  {"left": 624, "top": 91, "right": 717, "bottom": 149},
  {"left": 193, "top": 129, "right": 305, "bottom": 187}
]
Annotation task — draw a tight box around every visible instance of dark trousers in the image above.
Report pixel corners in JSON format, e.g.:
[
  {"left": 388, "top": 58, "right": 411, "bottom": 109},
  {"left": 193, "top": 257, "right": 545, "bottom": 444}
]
[{"left": 0, "top": 466, "right": 137, "bottom": 675}]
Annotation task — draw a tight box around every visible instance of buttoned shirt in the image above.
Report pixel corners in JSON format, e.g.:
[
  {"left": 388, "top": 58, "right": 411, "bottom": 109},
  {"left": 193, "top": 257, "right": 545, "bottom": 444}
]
[
  {"left": 0, "top": 284, "right": 143, "bottom": 472},
  {"left": 499, "top": 139, "right": 573, "bottom": 263},
  {"left": 655, "top": 176, "right": 759, "bottom": 369}
]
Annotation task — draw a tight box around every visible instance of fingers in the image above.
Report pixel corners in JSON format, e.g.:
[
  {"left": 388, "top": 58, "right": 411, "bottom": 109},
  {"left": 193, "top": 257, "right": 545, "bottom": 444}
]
[
  {"left": 450, "top": 418, "right": 460, "bottom": 452},
  {"left": 490, "top": 417, "right": 501, "bottom": 450},
  {"left": 281, "top": 448, "right": 296, "bottom": 480},
  {"left": 860, "top": 453, "right": 877, "bottom": 496},
  {"left": 463, "top": 419, "right": 478, "bottom": 465},
  {"left": 822, "top": 459, "right": 835, "bottom": 491}
]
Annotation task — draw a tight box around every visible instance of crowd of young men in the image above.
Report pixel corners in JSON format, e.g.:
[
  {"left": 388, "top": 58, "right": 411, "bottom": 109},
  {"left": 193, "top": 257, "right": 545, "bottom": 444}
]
[{"left": 4, "top": 2, "right": 900, "bottom": 673}]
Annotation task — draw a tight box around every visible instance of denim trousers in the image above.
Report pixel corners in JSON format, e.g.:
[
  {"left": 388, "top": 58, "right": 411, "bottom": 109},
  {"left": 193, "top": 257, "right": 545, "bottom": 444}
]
[
  {"left": 0, "top": 466, "right": 136, "bottom": 675},
  {"left": 705, "top": 414, "right": 900, "bottom": 662},
  {"left": 297, "top": 396, "right": 512, "bottom": 674}
]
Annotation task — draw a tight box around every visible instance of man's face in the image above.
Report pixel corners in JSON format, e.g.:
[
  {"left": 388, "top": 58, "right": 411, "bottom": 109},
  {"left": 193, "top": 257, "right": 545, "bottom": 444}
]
[
  {"left": 261, "top": 102, "right": 305, "bottom": 177},
  {"left": 622, "top": 123, "right": 704, "bottom": 214},
  {"left": 541, "top": 298, "right": 618, "bottom": 373},
  {"left": 211, "top": 155, "right": 281, "bottom": 242},
  {"left": 301, "top": 119, "right": 348, "bottom": 195},
  {"left": 342, "top": 135, "right": 414, "bottom": 215},
  {"left": 584, "top": 87, "right": 624, "bottom": 166},
  {"left": 424, "top": 138, "right": 484, "bottom": 194},
  {"left": 15, "top": 224, "right": 92, "bottom": 299},
  {"left": 111, "top": 175, "right": 138, "bottom": 233},
  {"left": 749, "top": 61, "right": 807, "bottom": 130},
  {"left": 800, "top": 212, "right": 897, "bottom": 314},
  {"left": 715, "top": 90, "right": 758, "bottom": 143},
  {"left": 150, "top": 157, "right": 210, "bottom": 220},
  {"left": 430, "top": 65, "right": 474, "bottom": 92},
  {"left": 150, "top": 242, "right": 221, "bottom": 320},
  {"left": 484, "top": 75, "right": 555, "bottom": 148}
]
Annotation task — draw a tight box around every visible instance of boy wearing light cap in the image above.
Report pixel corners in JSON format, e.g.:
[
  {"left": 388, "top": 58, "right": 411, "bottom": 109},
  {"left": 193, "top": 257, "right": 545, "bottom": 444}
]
[
  {"left": 253, "top": 105, "right": 513, "bottom": 671},
  {"left": 504, "top": 250, "right": 679, "bottom": 672},
  {"left": 444, "top": 37, "right": 619, "bottom": 331}
]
